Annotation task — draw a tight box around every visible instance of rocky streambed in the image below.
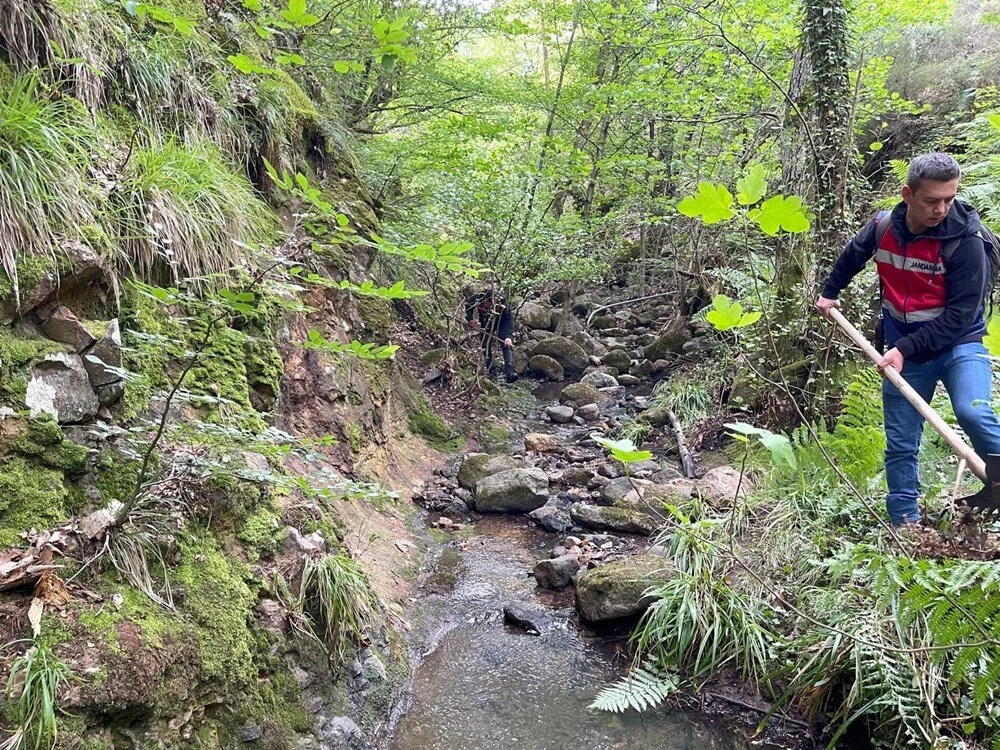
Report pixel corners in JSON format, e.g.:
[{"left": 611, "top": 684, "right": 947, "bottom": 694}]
[{"left": 385, "top": 370, "right": 807, "bottom": 749}]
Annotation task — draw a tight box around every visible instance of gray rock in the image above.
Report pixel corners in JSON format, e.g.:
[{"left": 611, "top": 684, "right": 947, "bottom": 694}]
[
  {"left": 599, "top": 477, "right": 645, "bottom": 505},
  {"left": 638, "top": 404, "right": 672, "bottom": 427},
  {"left": 240, "top": 722, "right": 263, "bottom": 742},
  {"left": 651, "top": 467, "right": 682, "bottom": 483},
  {"left": 581, "top": 371, "right": 618, "bottom": 389},
  {"left": 570, "top": 503, "right": 657, "bottom": 536},
  {"left": 442, "top": 498, "right": 469, "bottom": 518},
  {"left": 25, "top": 353, "right": 100, "bottom": 424},
  {"left": 528, "top": 504, "right": 573, "bottom": 533},
  {"left": 474, "top": 468, "right": 549, "bottom": 513},
  {"left": 559, "top": 382, "right": 601, "bottom": 408},
  {"left": 524, "top": 432, "right": 560, "bottom": 452},
  {"left": 551, "top": 311, "right": 584, "bottom": 335},
  {"left": 519, "top": 301, "right": 553, "bottom": 330},
  {"left": 531, "top": 336, "right": 590, "bottom": 375},
  {"left": 40, "top": 305, "right": 95, "bottom": 352},
  {"left": 570, "top": 330, "right": 607, "bottom": 357},
  {"left": 576, "top": 403, "right": 600, "bottom": 421},
  {"left": 534, "top": 554, "right": 581, "bottom": 589},
  {"left": 575, "top": 555, "right": 671, "bottom": 622},
  {"left": 318, "top": 716, "right": 363, "bottom": 748},
  {"left": 643, "top": 327, "right": 691, "bottom": 360},
  {"left": 616, "top": 374, "right": 641, "bottom": 386},
  {"left": 528, "top": 354, "right": 564, "bottom": 381},
  {"left": 591, "top": 314, "right": 617, "bottom": 330},
  {"left": 503, "top": 603, "right": 550, "bottom": 634},
  {"left": 545, "top": 405, "right": 574, "bottom": 423},
  {"left": 83, "top": 318, "right": 125, "bottom": 406},
  {"left": 457, "top": 453, "right": 522, "bottom": 490},
  {"left": 697, "top": 465, "right": 749, "bottom": 505},
  {"left": 601, "top": 349, "right": 632, "bottom": 371}
]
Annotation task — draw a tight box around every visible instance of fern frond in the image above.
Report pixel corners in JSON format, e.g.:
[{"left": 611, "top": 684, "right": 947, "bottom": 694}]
[{"left": 588, "top": 667, "right": 677, "bottom": 713}]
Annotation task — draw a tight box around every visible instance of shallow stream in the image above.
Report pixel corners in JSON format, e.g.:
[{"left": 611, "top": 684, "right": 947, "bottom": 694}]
[{"left": 386, "top": 381, "right": 801, "bottom": 750}]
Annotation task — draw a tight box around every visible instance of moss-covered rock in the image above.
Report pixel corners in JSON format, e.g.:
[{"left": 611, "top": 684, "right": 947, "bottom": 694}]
[
  {"left": 173, "top": 533, "right": 258, "bottom": 689},
  {"left": 0, "top": 457, "right": 69, "bottom": 548},
  {"left": 238, "top": 506, "right": 284, "bottom": 562},
  {"left": 408, "top": 408, "right": 462, "bottom": 452},
  {"left": 559, "top": 382, "right": 601, "bottom": 408},
  {"left": 575, "top": 555, "right": 672, "bottom": 622}
]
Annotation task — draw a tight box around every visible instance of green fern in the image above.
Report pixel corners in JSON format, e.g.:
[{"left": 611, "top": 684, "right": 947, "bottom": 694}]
[{"left": 588, "top": 667, "right": 677, "bottom": 713}]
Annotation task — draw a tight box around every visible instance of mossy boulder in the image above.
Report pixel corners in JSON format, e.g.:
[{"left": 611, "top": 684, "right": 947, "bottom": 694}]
[
  {"left": 474, "top": 467, "right": 549, "bottom": 513},
  {"left": 569, "top": 502, "right": 657, "bottom": 536},
  {"left": 457, "top": 453, "right": 522, "bottom": 490},
  {"left": 575, "top": 555, "right": 672, "bottom": 622},
  {"left": 519, "top": 301, "right": 553, "bottom": 331},
  {"left": 601, "top": 349, "right": 632, "bottom": 371},
  {"left": 419, "top": 348, "right": 448, "bottom": 367},
  {"left": 0, "top": 456, "right": 69, "bottom": 548},
  {"left": 559, "top": 382, "right": 601, "bottom": 408},
  {"left": 527, "top": 354, "right": 564, "bottom": 381},
  {"left": 643, "top": 326, "right": 691, "bottom": 361},
  {"left": 530, "top": 336, "right": 590, "bottom": 375},
  {"left": 638, "top": 404, "right": 672, "bottom": 427}
]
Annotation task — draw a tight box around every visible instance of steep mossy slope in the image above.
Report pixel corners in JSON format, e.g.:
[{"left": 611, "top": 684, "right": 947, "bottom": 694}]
[{"left": 0, "top": 2, "right": 452, "bottom": 747}]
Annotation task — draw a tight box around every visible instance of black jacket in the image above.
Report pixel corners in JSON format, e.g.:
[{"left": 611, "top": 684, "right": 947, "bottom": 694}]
[
  {"left": 822, "top": 200, "right": 986, "bottom": 359},
  {"left": 465, "top": 291, "right": 514, "bottom": 339}
]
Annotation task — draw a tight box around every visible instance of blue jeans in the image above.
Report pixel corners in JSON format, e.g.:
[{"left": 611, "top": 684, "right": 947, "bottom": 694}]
[{"left": 883, "top": 342, "right": 1000, "bottom": 524}]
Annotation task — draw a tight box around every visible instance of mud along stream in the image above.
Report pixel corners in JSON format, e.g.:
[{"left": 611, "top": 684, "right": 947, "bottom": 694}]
[{"left": 383, "top": 382, "right": 802, "bottom": 750}]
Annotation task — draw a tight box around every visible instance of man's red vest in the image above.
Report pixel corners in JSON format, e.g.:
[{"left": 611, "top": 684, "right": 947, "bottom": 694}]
[{"left": 874, "top": 228, "right": 947, "bottom": 324}]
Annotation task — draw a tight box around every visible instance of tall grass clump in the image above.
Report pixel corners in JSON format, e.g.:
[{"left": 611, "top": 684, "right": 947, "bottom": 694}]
[
  {"left": 1, "top": 642, "right": 72, "bottom": 750},
  {"left": 111, "top": 138, "right": 275, "bottom": 283},
  {"left": 300, "top": 551, "right": 381, "bottom": 661},
  {"left": 0, "top": 73, "right": 96, "bottom": 303}
]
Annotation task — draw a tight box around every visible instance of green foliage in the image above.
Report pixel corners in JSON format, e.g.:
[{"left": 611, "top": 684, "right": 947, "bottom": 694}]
[
  {"left": 590, "top": 433, "right": 653, "bottom": 464},
  {"left": 704, "top": 294, "right": 761, "bottom": 331},
  {"left": 588, "top": 667, "right": 677, "bottom": 713},
  {"left": 1, "top": 642, "right": 72, "bottom": 750},
  {"left": 302, "top": 330, "right": 399, "bottom": 360},
  {"left": 676, "top": 182, "right": 735, "bottom": 224},
  {"left": 300, "top": 552, "right": 380, "bottom": 661},
  {"left": 726, "top": 422, "right": 796, "bottom": 471},
  {"left": 111, "top": 139, "right": 275, "bottom": 283},
  {"left": 0, "top": 73, "right": 95, "bottom": 303}
]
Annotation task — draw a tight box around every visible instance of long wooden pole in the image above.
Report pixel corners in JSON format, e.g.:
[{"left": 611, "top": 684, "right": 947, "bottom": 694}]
[{"left": 827, "top": 308, "right": 987, "bottom": 482}]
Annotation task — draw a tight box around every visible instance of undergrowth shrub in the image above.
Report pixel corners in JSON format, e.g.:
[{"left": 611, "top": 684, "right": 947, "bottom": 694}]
[
  {"left": 1, "top": 642, "right": 72, "bottom": 750},
  {"left": 110, "top": 138, "right": 275, "bottom": 282},
  {"left": 300, "top": 552, "right": 380, "bottom": 662},
  {"left": 0, "top": 72, "right": 97, "bottom": 302}
]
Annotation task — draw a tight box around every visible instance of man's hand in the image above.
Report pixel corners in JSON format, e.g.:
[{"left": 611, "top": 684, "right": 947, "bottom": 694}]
[
  {"left": 815, "top": 296, "right": 841, "bottom": 317},
  {"left": 877, "top": 347, "right": 904, "bottom": 373},
  {"left": 503, "top": 338, "right": 513, "bottom": 348}
]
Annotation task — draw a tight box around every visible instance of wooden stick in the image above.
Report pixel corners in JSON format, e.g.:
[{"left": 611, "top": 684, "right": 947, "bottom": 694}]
[
  {"left": 666, "top": 408, "right": 697, "bottom": 478},
  {"left": 827, "top": 308, "right": 987, "bottom": 481}
]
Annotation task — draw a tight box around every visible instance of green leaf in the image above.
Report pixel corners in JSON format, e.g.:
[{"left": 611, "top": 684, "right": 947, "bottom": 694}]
[
  {"left": 984, "top": 315, "right": 1000, "bottom": 356},
  {"left": 676, "top": 182, "right": 735, "bottom": 224},
  {"left": 736, "top": 164, "right": 767, "bottom": 206},
  {"left": 334, "top": 60, "right": 351, "bottom": 74},
  {"left": 988, "top": 113, "right": 1000, "bottom": 132},
  {"left": 749, "top": 194, "right": 811, "bottom": 236},
  {"left": 275, "top": 51, "right": 306, "bottom": 66},
  {"left": 869, "top": 140, "right": 884, "bottom": 151},
  {"left": 242, "top": 0, "right": 262, "bottom": 9},
  {"left": 281, "top": 0, "right": 319, "bottom": 27},
  {"left": 379, "top": 53, "right": 397, "bottom": 72},
  {"left": 725, "top": 422, "right": 796, "bottom": 470},
  {"left": 227, "top": 54, "right": 277, "bottom": 75},
  {"left": 590, "top": 433, "right": 653, "bottom": 464},
  {"left": 705, "top": 295, "right": 760, "bottom": 331}
]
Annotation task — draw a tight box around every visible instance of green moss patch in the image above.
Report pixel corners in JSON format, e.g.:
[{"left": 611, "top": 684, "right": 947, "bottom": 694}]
[
  {"left": 173, "top": 533, "right": 258, "bottom": 689},
  {"left": 238, "top": 506, "right": 284, "bottom": 562},
  {"left": 408, "top": 408, "right": 463, "bottom": 452},
  {"left": 0, "top": 328, "right": 68, "bottom": 407},
  {"left": 0, "top": 457, "right": 70, "bottom": 548}
]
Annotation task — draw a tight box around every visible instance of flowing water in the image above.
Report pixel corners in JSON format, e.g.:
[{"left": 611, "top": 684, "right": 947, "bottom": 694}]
[{"left": 389, "top": 517, "right": 792, "bottom": 750}]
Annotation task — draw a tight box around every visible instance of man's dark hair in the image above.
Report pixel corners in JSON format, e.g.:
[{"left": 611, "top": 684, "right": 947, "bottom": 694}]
[{"left": 907, "top": 152, "right": 961, "bottom": 191}]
